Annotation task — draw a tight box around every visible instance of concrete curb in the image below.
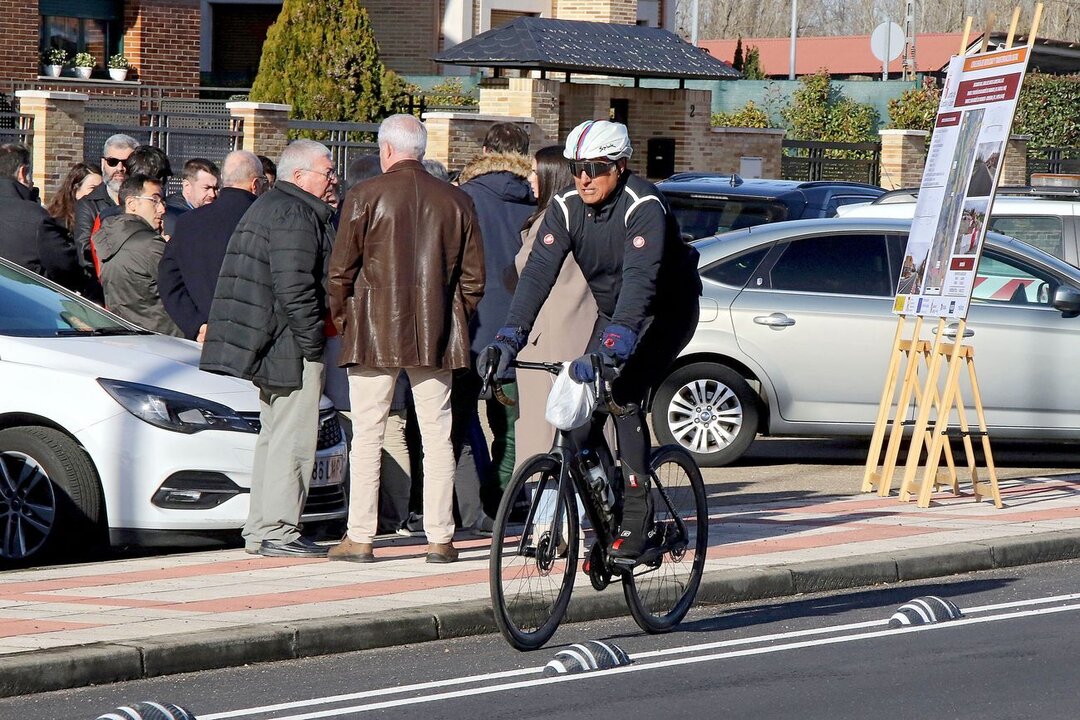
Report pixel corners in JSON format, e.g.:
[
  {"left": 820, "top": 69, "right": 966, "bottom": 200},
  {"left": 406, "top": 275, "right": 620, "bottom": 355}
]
[{"left": 3, "top": 529, "right": 1080, "bottom": 698}]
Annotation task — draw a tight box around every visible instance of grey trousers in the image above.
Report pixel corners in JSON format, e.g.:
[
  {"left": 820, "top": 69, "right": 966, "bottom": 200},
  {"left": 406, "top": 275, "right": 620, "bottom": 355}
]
[{"left": 243, "top": 359, "right": 325, "bottom": 549}]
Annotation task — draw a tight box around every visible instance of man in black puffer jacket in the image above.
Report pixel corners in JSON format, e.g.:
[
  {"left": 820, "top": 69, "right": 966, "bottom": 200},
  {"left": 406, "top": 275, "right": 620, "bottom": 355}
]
[{"left": 200, "top": 139, "right": 338, "bottom": 559}]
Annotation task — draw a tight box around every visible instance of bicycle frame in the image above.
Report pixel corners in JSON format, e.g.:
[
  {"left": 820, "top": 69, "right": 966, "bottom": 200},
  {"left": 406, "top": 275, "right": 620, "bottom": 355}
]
[{"left": 507, "top": 360, "right": 622, "bottom": 567}]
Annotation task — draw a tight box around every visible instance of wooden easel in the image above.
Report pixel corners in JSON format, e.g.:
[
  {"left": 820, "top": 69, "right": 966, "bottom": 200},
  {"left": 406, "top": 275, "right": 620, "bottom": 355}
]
[
  {"left": 862, "top": 4, "right": 1042, "bottom": 508},
  {"left": 861, "top": 315, "right": 958, "bottom": 497}
]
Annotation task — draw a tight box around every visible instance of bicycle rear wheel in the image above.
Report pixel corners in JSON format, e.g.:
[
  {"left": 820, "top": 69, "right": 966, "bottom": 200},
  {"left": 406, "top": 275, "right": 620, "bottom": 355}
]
[
  {"left": 490, "top": 453, "right": 580, "bottom": 651},
  {"left": 623, "top": 445, "right": 709, "bottom": 633}
]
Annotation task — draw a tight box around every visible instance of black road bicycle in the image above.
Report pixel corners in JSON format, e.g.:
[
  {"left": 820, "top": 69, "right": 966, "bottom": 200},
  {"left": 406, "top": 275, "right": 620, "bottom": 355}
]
[{"left": 482, "top": 356, "right": 709, "bottom": 651}]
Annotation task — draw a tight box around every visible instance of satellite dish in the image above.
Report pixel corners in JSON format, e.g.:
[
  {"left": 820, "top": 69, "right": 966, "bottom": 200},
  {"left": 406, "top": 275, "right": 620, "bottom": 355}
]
[{"left": 870, "top": 21, "right": 905, "bottom": 62}]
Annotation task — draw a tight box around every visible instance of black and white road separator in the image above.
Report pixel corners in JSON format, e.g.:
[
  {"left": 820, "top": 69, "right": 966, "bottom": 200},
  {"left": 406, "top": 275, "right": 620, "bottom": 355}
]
[
  {"left": 542, "top": 640, "right": 633, "bottom": 676},
  {"left": 96, "top": 701, "right": 198, "bottom": 720},
  {"left": 888, "top": 596, "right": 963, "bottom": 628}
]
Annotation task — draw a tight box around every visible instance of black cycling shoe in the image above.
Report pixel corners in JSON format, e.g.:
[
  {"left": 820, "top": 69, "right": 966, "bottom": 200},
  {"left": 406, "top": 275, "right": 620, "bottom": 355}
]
[{"left": 608, "top": 481, "right": 656, "bottom": 565}]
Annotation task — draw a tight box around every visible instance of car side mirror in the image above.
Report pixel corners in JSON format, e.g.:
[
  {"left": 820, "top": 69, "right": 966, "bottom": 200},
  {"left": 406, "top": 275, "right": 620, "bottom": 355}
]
[{"left": 1052, "top": 286, "right": 1080, "bottom": 318}]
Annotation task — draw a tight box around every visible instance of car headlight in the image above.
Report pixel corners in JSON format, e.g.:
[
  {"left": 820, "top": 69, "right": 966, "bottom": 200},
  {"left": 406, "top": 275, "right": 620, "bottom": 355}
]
[{"left": 97, "top": 378, "right": 257, "bottom": 434}]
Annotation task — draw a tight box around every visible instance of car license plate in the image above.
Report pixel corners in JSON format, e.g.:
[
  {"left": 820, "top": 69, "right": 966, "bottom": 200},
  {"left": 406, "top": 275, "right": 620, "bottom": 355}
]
[{"left": 311, "top": 453, "right": 345, "bottom": 487}]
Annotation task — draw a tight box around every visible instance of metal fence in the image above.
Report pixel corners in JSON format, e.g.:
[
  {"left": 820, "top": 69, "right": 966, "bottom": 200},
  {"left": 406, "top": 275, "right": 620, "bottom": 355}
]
[
  {"left": 1027, "top": 146, "right": 1080, "bottom": 178},
  {"left": 288, "top": 119, "right": 380, "bottom": 182},
  {"left": 83, "top": 98, "right": 241, "bottom": 194},
  {"left": 781, "top": 139, "right": 881, "bottom": 185}
]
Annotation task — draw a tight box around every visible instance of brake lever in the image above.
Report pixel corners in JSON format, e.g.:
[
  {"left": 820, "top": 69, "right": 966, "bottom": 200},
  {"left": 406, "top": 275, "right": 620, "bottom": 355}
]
[{"left": 479, "top": 349, "right": 499, "bottom": 401}]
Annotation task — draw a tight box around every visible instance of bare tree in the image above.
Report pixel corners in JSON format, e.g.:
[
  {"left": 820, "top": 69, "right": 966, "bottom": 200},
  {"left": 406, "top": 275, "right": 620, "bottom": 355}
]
[{"left": 675, "top": 0, "right": 1078, "bottom": 40}]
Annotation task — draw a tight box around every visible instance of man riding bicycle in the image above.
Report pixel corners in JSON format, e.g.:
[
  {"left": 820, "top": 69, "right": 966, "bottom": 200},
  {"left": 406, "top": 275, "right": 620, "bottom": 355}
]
[{"left": 478, "top": 119, "right": 702, "bottom": 564}]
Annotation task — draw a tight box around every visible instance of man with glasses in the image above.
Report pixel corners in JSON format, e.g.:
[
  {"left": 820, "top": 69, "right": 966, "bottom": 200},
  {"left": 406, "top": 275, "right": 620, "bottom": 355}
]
[
  {"left": 93, "top": 173, "right": 183, "bottom": 336},
  {"left": 479, "top": 120, "right": 702, "bottom": 565},
  {"left": 201, "top": 140, "right": 338, "bottom": 558},
  {"left": 160, "top": 150, "right": 267, "bottom": 341},
  {"left": 74, "top": 133, "right": 139, "bottom": 299}
]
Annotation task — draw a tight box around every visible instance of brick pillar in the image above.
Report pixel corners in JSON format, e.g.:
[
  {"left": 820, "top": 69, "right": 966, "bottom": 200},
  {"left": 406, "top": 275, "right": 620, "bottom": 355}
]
[
  {"left": 703, "top": 128, "right": 785, "bottom": 178},
  {"left": 15, "top": 90, "right": 88, "bottom": 205},
  {"left": 879, "top": 129, "right": 929, "bottom": 190},
  {"left": 423, "top": 112, "right": 534, "bottom": 173},
  {"left": 1001, "top": 135, "right": 1029, "bottom": 187},
  {"left": 478, "top": 78, "right": 561, "bottom": 150},
  {"left": 227, "top": 102, "right": 291, "bottom": 162},
  {"left": 554, "top": 0, "right": 636, "bottom": 24}
]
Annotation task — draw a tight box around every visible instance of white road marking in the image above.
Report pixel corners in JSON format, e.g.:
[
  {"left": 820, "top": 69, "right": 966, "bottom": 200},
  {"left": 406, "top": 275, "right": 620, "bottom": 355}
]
[{"left": 202, "top": 592, "right": 1080, "bottom": 720}]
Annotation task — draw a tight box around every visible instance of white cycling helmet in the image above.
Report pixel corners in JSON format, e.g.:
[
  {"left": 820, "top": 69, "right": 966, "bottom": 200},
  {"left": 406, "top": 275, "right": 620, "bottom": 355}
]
[{"left": 563, "top": 120, "right": 633, "bottom": 161}]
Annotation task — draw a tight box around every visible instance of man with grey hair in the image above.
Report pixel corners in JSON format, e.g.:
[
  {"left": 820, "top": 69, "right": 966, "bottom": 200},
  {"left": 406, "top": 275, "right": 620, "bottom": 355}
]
[
  {"left": 74, "top": 133, "right": 139, "bottom": 299},
  {"left": 328, "top": 113, "right": 484, "bottom": 564},
  {"left": 160, "top": 150, "right": 267, "bottom": 341},
  {"left": 201, "top": 140, "right": 338, "bottom": 558}
]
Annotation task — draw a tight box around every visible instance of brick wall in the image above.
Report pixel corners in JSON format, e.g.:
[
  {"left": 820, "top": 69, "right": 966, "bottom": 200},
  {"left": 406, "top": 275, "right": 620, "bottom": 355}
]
[
  {"left": 124, "top": 0, "right": 200, "bottom": 94},
  {"left": 366, "top": 2, "right": 439, "bottom": 75},
  {"left": 0, "top": 0, "right": 41, "bottom": 84},
  {"left": 553, "top": 0, "right": 636, "bottom": 24}
]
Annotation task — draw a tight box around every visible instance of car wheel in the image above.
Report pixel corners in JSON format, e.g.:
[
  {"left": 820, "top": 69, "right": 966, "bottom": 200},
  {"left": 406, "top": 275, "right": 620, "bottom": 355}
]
[
  {"left": 652, "top": 363, "right": 759, "bottom": 467},
  {"left": 0, "top": 427, "right": 105, "bottom": 563}
]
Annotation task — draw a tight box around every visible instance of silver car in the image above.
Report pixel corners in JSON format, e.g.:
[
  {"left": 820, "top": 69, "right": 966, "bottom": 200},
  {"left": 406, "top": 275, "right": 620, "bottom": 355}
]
[{"left": 651, "top": 217, "right": 1080, "bottom": 466}]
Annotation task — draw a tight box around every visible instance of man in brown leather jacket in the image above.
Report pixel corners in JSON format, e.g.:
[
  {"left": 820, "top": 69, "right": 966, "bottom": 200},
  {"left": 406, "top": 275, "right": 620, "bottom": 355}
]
[{"left": 327, "top": 114, "right": 485, "bottom": 564}]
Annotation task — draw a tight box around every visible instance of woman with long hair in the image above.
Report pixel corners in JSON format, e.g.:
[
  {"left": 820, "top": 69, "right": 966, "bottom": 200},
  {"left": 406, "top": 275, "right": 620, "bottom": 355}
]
[
  {"left": 46, "top": 162, "right": 102, "bottom": 230},
  {"left": 513, "top": 145, "right": 600, "bottom": 465}
]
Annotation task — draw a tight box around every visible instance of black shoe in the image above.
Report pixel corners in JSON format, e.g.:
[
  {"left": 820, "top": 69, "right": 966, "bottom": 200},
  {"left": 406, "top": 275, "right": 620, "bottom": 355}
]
[
  {"left": 609, "top": 476, "right": 654, "bottom": 564},
  {"left": 259, "top": 536, "right": 329, "bottom": 558}
]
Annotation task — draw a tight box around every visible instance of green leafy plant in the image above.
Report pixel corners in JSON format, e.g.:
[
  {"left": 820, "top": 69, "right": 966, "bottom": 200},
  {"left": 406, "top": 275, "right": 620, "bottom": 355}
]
[
  {"left": 742, "top": 46, "right": 766, "bottom": 80},
  {"left": 421, "top": 79, "right": 478, "bottom": 108},
  {"left": 43, "top": 47, "right": 67, "bottom": 66},
  {"left": 73, "top": 52, "right": 95, "bottom": 68},
  {"left": 251, "top": 0, "right": 400, "bottom": 125},
  {"left": 108, "top": 54, "right": 130, "bottom": 70},
  {"left": 712, "top": 100, "right": 773, "bottom": 128},
  {"left": 732, "top": 37, "right": 744, "bottom": 73},
  {"left": 1014, "top": 72, "right": 1080, "bottom": 150},
  {"left": 782, "top": 70, "right": 879, "bottom": 143},
  {"left": 886, "top": 78, "right": 940, "bottom": 134}
]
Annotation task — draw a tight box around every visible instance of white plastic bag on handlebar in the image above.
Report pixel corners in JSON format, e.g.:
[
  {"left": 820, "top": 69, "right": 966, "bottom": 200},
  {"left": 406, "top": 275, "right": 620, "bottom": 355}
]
[{"left": 545, "top": 362, "right": 596, "bottom": 431}]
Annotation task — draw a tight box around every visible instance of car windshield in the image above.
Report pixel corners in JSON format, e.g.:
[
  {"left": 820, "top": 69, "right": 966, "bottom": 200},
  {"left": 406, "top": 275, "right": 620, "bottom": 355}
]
[
  {"left": 667, "top": 195, "right": 789, "bottom": 241},
  {"left": 0, "top": 262, "right": 141, "bottom": 337}
]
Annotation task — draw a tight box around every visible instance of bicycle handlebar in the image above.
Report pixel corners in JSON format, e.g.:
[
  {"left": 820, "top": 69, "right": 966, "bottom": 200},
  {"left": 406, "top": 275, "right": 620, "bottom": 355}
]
[{"left": 480, "top": 353, "right": 633, "bottom": 416}]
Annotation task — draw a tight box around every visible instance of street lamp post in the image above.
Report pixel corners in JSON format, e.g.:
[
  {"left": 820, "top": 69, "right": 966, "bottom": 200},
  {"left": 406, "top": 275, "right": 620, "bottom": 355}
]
[{"left": 788, "top": 0, "right": 797, "bottom": 80}]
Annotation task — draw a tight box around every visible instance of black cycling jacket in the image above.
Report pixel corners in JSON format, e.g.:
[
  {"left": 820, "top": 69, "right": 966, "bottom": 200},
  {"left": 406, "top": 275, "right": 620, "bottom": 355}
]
[{"left": 506, "top": 171, "right": 700, "bottom": 336}]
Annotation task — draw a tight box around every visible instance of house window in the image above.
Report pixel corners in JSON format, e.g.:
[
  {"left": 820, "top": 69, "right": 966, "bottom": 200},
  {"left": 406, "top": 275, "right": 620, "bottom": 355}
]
[{"left": 40, "top": 0, "right": 122, "bottom": 70}]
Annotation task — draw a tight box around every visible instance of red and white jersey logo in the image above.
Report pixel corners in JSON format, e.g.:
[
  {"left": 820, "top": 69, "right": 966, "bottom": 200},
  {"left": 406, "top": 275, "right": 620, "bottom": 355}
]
[
  {"left": 632, "top": 236, "right": 646, "bottom": 248},
  {"left": 542, "top": 233, "right": 555, "bottom": 245}
]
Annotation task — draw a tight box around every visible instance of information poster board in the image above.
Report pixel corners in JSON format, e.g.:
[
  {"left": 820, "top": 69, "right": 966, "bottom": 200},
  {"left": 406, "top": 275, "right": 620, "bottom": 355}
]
[{"left": 893, "top": 46, "right": 1031, "bottom": 318}]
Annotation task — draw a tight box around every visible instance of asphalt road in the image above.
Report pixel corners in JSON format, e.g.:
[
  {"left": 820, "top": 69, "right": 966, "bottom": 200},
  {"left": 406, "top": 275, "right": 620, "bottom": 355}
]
[{"left": 6, "top": 557, "right": 1080, "bottom": 719}]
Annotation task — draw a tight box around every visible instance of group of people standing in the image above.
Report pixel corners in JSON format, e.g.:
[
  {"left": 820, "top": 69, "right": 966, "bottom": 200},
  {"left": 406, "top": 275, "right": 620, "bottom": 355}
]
[{"left": 0, "top": 113, "right": 701, "bottom": 568}]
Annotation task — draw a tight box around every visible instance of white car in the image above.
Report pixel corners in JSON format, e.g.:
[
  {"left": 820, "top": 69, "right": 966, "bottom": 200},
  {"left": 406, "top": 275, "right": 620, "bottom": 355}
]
[
  {"left": 838, "top": 182, "right": 1080, "bottom": 265},
  {"left": 0, "top": 258, "right": 347, "bottom": 564}
]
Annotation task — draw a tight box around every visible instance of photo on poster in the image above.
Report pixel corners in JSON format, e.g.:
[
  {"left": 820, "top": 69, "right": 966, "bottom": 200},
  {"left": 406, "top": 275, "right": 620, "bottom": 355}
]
[
  {"left": 966, "top": 139, "right": 1003, "bottom": 198},
  {"left": 897, "top": 212, "right": 935, "bottom": 296},
  {"left": 923, "top": 107, "right": 985, "bottom": 294},
  {"left": 953, "top": 198, "right": 989, "bottom": 255}
]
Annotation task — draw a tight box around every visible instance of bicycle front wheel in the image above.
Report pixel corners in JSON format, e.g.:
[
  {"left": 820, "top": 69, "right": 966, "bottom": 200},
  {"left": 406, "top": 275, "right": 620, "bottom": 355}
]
[
  {"left": 623, "top": 445, "right": 709, "bottom": 633},
  {"left": 489, "top": 453, "right": 580, "bottom": 651}
]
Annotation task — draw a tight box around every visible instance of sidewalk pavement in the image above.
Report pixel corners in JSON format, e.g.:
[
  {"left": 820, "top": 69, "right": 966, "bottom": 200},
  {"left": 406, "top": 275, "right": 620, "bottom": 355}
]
[{"left": 3, "top": 472, "right": 1080, "bottom": 698}]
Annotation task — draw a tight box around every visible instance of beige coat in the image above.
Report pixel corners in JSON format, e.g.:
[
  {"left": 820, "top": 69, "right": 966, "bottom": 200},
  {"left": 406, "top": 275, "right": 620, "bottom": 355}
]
[{"left": 514, "top": 210, "right": 599, "bottom": 465}]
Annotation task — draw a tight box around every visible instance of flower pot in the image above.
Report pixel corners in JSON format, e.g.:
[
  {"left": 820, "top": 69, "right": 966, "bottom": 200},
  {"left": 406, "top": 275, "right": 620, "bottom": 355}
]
[
  {"left": 44, "top": 64, "right": 62, "bottom": 78},
  {"left": 108, "top": 68, "right": 128, "bottom": 82},
  {"left": 74, "top": 66, "right": 93, "bottom": 79}
]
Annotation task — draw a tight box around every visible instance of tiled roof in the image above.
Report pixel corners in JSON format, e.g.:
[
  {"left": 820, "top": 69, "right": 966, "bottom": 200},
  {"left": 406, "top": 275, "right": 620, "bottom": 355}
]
[
  {"left": 435, "top": 17, "right": 740, "bottom": 80},
  {"left": 699, "top": 33, "right": 978, "bottom": 76}
]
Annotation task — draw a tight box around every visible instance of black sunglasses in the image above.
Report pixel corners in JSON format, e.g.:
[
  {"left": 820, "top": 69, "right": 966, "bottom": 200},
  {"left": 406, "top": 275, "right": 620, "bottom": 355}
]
[
  {"left": 102, "top": 156, "right": 124, "bottom": 168},
  {"left": 568, "top": 159, "right": 616, "bottom": 179}
]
